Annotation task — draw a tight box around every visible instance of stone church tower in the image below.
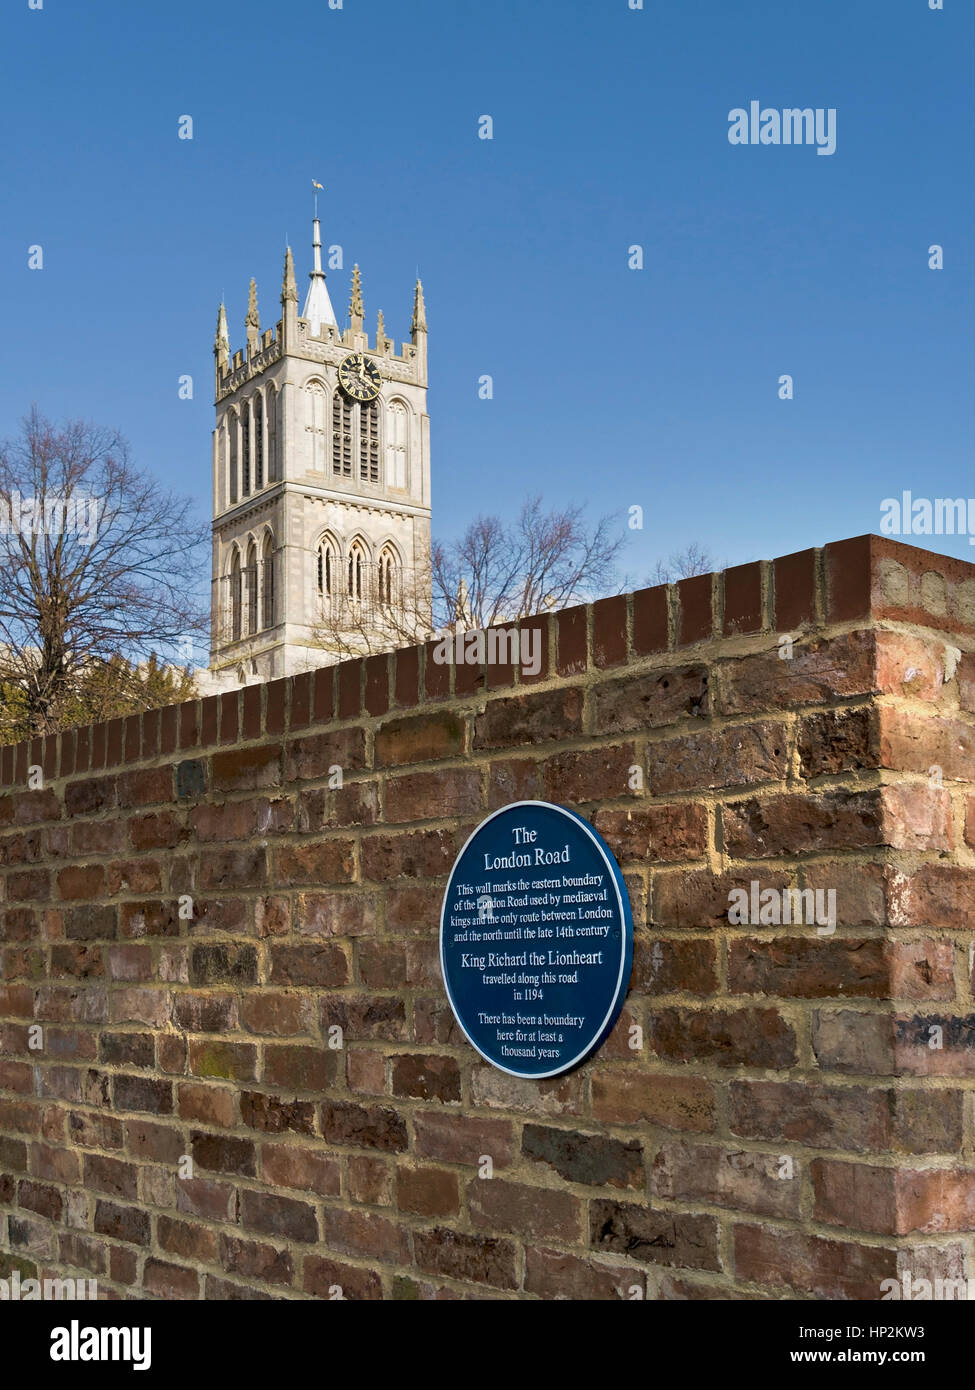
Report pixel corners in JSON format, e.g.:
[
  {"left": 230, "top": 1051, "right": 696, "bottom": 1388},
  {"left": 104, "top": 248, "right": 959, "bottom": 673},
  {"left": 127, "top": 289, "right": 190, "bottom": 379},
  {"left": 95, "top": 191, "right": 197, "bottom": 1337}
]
[{"left": 205, "top": 216, "right": 432, "bottom": 686}]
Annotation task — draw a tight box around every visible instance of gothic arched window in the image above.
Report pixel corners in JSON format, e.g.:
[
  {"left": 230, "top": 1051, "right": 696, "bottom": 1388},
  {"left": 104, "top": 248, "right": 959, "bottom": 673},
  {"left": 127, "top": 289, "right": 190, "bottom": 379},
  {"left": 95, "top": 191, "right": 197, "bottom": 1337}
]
[
  {"left": 378, "top": 546, "right": 396, "bottom": 606},
  {"left": 254, "top": 396, "right": 264, "bottom": 490},
  {"left": 317, "top": 536, "right": 336, "bottom": 599},
  {"left": 261, "top": 532, "right": 275, "bottom": 629},
  {"left": 230, "top": 549, "right": 242, "bottom": 642},
  {"left": 347, "top": 540, "right": 365, "bottom": 602},
  {"left": 306, "top": 382, "right": 327, "bottom": 471},
  {"left": 386, "top": 401, "right": 408, "bottom": 489},
  {"left": 266, "top": 386, "right": 277, "bottom": 483},
  {"left": 332, "top": 393, "right": 353, "bottom": 477},
  {"left": 242, "top": 403, "right": 251, "bottom": 496},
  {"left": 360, "top": 401, "right": 379, "bottom": 484},
  {"left": 246, "top": 540, "right": 258, "bottom": 635},
  {"left": 228, "top": 410, "right": 238, "bottom": 505}
]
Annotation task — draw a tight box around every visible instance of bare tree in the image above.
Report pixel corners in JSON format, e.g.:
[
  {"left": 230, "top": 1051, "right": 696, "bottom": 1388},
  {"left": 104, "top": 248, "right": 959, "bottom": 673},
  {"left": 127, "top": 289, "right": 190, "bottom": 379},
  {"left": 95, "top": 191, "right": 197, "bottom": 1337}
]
[
  {"left": 433, "top": 496, "right": 625, "bottom": 630},
  {"left": 0, "top": 408, "right": 209, "bottom": 736},
  {"left": 647, "top": 542, "right": 715, "bottom": 586}
]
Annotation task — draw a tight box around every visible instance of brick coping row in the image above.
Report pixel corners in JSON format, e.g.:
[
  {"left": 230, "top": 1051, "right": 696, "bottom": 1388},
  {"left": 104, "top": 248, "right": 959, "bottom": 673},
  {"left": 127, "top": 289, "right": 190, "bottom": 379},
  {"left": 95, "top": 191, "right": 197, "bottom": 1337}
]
[{"left": 3, "top": 534, "right": 974, "bottom": 791}]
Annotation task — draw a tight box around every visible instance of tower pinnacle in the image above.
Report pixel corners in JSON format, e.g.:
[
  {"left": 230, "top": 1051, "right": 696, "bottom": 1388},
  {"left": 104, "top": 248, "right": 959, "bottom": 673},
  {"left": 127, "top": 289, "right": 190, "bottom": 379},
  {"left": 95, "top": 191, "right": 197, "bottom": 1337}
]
[
  {"left": 246, "top": 278, "right": 260, "bottom": 352},
  {"left": 281, "top": 247, "right": 298, "bottom": 305},
  {"left": 214, "top": 301, "right": 229, "bottom": 359},
  {"left": 349, "top": 264, "right": 364, "bottom": 324},
  {"left": 411, "top": 278, "right": 427, "bottom": 338}
]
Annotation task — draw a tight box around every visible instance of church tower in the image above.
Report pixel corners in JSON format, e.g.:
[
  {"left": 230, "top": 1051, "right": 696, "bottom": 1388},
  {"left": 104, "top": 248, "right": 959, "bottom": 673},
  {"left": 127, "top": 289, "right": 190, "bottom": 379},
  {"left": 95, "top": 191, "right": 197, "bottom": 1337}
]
[{"left": 206, "top": 212, "right": 432, "bottom": 685}]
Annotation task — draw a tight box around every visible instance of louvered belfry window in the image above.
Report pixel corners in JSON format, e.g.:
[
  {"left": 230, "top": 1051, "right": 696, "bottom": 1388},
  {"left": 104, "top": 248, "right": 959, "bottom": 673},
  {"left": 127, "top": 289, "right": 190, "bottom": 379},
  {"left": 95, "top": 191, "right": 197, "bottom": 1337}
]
[
  {"left": 332, "top": 394, "right": 353, "bottom": 477},
  {"left": 359, "top": 401, "right": 379, "bottom": 484}
]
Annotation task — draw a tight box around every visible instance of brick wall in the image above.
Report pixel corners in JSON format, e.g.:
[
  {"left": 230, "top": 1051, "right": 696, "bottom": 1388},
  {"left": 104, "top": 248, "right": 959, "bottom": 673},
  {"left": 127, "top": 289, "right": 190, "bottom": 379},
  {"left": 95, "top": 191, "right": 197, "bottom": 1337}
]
[{"left": 1, "top": 533, "right": 974, "bottom": 1300}]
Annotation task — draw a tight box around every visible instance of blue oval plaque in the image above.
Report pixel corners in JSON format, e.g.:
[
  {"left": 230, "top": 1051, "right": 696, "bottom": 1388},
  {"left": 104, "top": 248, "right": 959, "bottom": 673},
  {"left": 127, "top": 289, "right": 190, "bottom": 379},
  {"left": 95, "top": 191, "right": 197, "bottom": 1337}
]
[{"left": 440, "top": 801, "right": 634, "bottom": 1079}]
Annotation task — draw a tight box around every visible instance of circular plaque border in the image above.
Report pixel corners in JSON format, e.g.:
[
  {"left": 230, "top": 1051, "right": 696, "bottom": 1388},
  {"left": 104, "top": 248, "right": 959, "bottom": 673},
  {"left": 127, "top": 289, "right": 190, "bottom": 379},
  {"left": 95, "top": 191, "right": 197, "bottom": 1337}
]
[{"left": 439, "top": 800, "right": 634, "bottom": 1080}]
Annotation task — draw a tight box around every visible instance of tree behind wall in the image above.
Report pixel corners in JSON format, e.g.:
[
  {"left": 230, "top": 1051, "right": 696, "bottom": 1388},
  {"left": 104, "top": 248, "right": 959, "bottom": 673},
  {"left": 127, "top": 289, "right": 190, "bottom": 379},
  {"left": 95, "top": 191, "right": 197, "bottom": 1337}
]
[
  {"left": 310, "top": 496, "right": 625, "bottom": 660},
  {"left": 0, "top": 408, "right": 209, "bottom": 738}
]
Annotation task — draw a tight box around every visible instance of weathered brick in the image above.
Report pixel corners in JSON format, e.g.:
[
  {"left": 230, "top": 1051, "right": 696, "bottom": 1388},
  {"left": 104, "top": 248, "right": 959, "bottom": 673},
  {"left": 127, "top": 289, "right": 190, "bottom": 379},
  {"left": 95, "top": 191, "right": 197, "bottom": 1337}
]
[
  {"left": 722, "top": 790, "right": 884, "bottom": 857},
  {"left": 320, "top": 1100, "right": 408, "bottom": 1152},
  {"left": 592, "top": 804, "right": 708, "bottom": 864},
  {"left": 261, "top": 1142, "right": 340, "bottom": 1196},
  {"left": 469, "top": 1178, "right": 583, "bottom": 1242},
  {"left": 385, "top": 768, "right": 483, "bottom": 823},
  {"left": 239, "top": 1190, "right": 318, "bottom": 1243},
  {"left": 413, "top": 1227, "right": 518, "bottom": 1290},
  {"left": 728, "top": 937, "right": 888, "bottom": 999},
  {"left": 733, "top": 1223, "right": 898, "bottom": 1300},
  {"left": 474, "top": 688, "right": 583, "bottom": 750},
  {"left": 391, "top": 1054, "right": 461, "bottom": 1103},
  {"left": 591, "top": 1200, "right": 719, "bottom": 1269},
  {"left": 651, "top": 1140, "right": 800, "bottom": 1218},
  {"left": 303, "top": 1254, "right": 383, "bottom": 1301},
  {"left": 522, "top": 1124, "right": 643, "bottom": 1189},
  {"left": 649, "top": 1007, "right": 796, "bottom": 1069},
  {"left": 220, "top": 1234, "right": 294, "bottom": 1286},
  {"left": 323, "top": 1206, "right": 410, "bottom": 1264},
  {"left": 396, "top": 1165, "right": 460, "bottom": 1218}
]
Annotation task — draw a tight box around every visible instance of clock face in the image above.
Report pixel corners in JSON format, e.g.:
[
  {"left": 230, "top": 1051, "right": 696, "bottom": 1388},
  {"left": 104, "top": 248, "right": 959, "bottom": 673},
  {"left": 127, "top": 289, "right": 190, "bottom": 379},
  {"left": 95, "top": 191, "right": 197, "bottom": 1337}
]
[{"left": 338, "top": 353, "right": 381, "bottom": 403}]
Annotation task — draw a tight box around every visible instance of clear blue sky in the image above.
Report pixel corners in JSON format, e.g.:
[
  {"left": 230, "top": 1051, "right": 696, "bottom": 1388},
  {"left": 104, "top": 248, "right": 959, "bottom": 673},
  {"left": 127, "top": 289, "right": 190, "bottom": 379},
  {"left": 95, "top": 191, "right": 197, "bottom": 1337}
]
[{"left": 1, "top": 0, "right": 972, "bottom": 587}]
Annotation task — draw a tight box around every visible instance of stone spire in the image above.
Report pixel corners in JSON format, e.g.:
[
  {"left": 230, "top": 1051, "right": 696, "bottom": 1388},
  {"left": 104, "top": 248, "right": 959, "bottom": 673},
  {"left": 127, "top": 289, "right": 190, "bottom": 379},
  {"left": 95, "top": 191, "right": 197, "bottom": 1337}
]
[
  {"left": 411, "top": 278, "right": 427, "bottom": 338},
  {"left": 245, "top": 278, "right": 260, "bottom": 353},
  {"left": 349, "top": 264, "right": 364, "bottom": 328},
  {"left": 376, "top": 309, "right": 388, "bottom": 353},
  {"left": 302, "top": 216, "right": 337, "bottom": 335}
]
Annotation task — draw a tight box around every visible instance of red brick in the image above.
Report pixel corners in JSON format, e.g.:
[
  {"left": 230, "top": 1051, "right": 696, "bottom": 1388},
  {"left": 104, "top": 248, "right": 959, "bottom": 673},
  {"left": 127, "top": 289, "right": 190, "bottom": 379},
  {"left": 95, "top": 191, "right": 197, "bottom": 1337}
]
[
  {"left": 219, "top": 692, "right": 239, "bottom": 743},
  {"left": 265, "top": 678, "right": 287, "bottom": 735},
  {"left": 469, "top": 1178, "right": 582, "bottom": 1243},
  {"left": 591, "top": 1199, "right": 719, "bottom": 1269},
  {"left": 474, "top": 687, "right": 582, "bottom": 750},
  {"left": 676, "top": 573, "right": 712, "bottom": 645},
  {"left": 364, "top": 653, "right": 390, "bottom": 716},
  {"left": 773, "top": 548, "right": 818, "bottom": 632},
  {"left": 393, "top": 646, "right": 419, "bottom": 707},
  {"left": 651, "top": 1139, "right": 800, "bottom": 1218},
  {"left": 734, "top": 1223, "right": 896, "bottom": 1299},
  {"left": 262, "top": 1142, "right": 340, "bottom": 1196},
  {"left": 323, "top": 1206, "right": 410, "bottom": 1263},
  {"left": 592, "top": 595, "right": 628, "bottom": 668},
  {"left": 632, "top": 583, "right": 669, "bottom": 655},
  {"left": 413, "top": 1227, "right": 518, "bottom": 1289},
  {"left": 556, "top": 605, "right": 588, "bottom": 676},
  {"left": 397, "top": 1165, "right": 460, "bottom": 1217},
  {"left": 649, "top": 722, "right": 789, "bottom": 796},
  {"left": 649, "top": 1006, "right": 796, "bottom": 1069},
  {"left": 338, "top": 659, "right": 362, "bottom": 717},
  {"left": 385, "top": 768, "right": 482, "bottom": 823},
  {"left": 304, "top": 1254, "right": 383, "bottom": 1300},
  {"left": 518, "top": 614, "right": 550, "bottom": 683},
  {"left": 591, "top": 1071, "right": 715, "bottom": 1132},
  {"left": 723, "top": 562, "right": 764, "bottom": 635}
]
